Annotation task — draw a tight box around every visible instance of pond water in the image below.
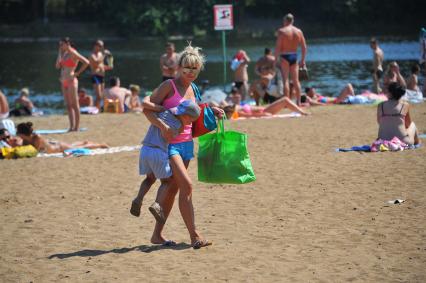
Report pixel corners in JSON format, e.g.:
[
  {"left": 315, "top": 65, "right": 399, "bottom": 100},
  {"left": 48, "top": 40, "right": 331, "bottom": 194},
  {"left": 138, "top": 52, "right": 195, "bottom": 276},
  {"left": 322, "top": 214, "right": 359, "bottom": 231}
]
[{"left": 0, "top": 37, "right": 422, "bottom": 114}]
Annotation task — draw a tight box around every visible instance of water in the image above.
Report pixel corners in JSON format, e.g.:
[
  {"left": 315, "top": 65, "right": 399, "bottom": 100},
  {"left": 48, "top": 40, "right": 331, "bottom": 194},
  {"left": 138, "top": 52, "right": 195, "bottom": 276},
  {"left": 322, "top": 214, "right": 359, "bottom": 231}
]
[{"left": 0, "top": 37, "right": 421, "bottom": 114}]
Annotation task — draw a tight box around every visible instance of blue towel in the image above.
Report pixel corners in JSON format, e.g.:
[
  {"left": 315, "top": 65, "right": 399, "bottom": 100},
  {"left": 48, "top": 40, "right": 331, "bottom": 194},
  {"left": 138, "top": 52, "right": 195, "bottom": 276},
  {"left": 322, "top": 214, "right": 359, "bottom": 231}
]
[
  {"left": 419, "top": 134, "right": 426, "bottom": 139},
  {"left": 63, "top": 148, "right": 92, "bottom": 156},
  {"left": 35, "top": 128, "right": 88, "bottom": 135},
  {"left": 336, "top": 145, "right": 371, "bottom": 152}
]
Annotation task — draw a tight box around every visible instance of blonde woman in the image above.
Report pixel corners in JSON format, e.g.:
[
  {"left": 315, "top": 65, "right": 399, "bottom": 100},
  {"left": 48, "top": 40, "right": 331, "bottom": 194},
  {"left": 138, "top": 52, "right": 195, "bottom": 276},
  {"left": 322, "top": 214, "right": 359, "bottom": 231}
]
[
  {"left": 55, "top": 37, "right": 89, "bottom": 131},
  {"left": 136, "top": 44, "right": 224, "bottom": 249}
]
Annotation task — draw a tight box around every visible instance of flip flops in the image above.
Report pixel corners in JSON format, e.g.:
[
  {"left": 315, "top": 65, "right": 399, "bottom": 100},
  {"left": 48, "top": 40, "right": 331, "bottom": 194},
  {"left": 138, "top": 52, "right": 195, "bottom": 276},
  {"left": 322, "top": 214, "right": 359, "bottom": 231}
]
[
  {"left": 130, "top": 200, "right": 142, "bottom": 217},
  {"left": 192, "top": 239, "right": 212, "bottom": 249}
]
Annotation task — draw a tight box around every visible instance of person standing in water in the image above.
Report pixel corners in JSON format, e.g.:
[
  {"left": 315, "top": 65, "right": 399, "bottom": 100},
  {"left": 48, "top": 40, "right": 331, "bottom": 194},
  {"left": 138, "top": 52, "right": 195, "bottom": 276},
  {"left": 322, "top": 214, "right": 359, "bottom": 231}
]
[
  {"left": 370, "top": 38, "right": 384, "bottom": 94},
  {"left": 274, "top": 13, "right": 307, "bottom": 106},
  {"left": 55, "top": 37, "right": 89, "bottom": 132}
]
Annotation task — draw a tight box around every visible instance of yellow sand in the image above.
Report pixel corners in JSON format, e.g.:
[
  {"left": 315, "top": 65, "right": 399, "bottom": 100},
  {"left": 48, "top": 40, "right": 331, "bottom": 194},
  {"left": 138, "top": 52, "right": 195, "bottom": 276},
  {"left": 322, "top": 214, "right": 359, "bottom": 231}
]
[{"left": 1, "top": 103, "right": 425, "bottom": 282}]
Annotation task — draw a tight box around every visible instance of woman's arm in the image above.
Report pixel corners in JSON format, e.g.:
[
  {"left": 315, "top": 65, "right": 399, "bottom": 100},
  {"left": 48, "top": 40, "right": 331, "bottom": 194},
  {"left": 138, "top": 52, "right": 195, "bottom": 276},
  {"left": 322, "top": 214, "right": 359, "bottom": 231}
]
[
  {"left": 70, "top": 49, "right": 90, "bottom": 77},
  {"left": 404, "top": 104, "right": 412, "bottom": 128},
  {"left": 142, "top": 96, "right": 165, "bottom": 112},
  {"left": 55, "top": 48, "right": 62, "bottom": 69},
  {"left": 376, "top": 103, "right": 382, "bottom": 124}
]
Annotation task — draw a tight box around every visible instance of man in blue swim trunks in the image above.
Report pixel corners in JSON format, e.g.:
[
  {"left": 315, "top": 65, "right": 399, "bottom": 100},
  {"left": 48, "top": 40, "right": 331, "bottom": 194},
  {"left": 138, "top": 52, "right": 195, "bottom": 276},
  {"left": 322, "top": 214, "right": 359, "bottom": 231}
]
[{"left": 275, "top": 13, "right": 307, "bottom": 106}]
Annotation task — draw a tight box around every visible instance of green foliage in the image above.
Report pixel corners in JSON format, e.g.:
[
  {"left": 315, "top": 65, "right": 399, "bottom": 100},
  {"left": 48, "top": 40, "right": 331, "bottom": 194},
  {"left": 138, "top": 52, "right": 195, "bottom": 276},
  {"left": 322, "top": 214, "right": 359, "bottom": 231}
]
[{"left": 1, "top": 0, "right": 424, "bottom": 36}]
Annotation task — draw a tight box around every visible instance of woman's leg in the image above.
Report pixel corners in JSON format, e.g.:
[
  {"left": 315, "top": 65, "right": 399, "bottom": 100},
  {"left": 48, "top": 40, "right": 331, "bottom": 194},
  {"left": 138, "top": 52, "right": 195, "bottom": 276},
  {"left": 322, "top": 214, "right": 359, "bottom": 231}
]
[
  {"left": 407, "top": 122, "right": 420, "bottom": 145},
  {"left": 264, "top": 96, "right": 309, "bottom": 115},
  {"left": 151, "top": 178, "right": 179, "bottom": 244},
  {"left": 335, "top": 83, "right": 355, "bottom": 104},
  {"left": 69, "top": 79, "right": 80, "bottom": 131},
  {"left": 62, "top": 83, "right": 74, "bottom": 131},
  {"left": 169, "top": 155, "right": 207, "bottom": 245}
]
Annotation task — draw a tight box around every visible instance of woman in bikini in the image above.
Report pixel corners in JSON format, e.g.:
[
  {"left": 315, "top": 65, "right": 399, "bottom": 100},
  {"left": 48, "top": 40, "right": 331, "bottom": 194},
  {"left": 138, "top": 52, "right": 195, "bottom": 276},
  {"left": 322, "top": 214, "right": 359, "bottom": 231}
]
[
  {"left": 223, "top": 95, "right": 309, "bottom": 119},
  {"left": 377, "top": 83, "right": 420, "bottom": 145},
  {"left": 16, "top": 122, "right": 108, "bottom": 154},
  {"left": 55, "top": 37, "right": 89, "bottom": 131},
  {"left": 142, "top": 44, "right": 224, "bottom": 249}
]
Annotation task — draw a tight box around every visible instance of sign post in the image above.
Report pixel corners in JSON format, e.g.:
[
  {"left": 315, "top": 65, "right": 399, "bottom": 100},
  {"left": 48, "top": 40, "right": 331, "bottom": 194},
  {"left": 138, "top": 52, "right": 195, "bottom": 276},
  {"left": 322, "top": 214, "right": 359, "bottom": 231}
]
[{"left": 214, "top": 4, "right": 233, "bottom": 86}]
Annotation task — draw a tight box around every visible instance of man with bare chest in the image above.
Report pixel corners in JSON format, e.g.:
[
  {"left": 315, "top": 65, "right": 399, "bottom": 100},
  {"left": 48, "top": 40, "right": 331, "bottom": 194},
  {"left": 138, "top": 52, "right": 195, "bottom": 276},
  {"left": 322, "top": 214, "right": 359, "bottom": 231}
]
[
  {"left": 160, "top": 42, "right": 178, "bottom": 82},
  {"left": 275, "top": 14, "right": 307, "bottom": 106}
]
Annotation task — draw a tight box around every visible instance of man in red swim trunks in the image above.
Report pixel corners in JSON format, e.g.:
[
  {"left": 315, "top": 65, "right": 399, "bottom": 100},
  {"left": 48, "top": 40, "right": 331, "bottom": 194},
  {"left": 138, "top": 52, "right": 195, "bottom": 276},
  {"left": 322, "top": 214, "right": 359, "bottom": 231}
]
[{"left": 275, "top": 13, "right": 307, "bottom": 106}]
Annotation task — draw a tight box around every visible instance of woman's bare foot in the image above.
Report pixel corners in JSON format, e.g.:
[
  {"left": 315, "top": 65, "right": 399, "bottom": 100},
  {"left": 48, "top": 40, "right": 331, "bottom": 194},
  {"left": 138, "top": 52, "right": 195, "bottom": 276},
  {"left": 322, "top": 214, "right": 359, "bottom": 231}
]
[{"left": 150, "top": 234, "right": 175, "bottom": 246}]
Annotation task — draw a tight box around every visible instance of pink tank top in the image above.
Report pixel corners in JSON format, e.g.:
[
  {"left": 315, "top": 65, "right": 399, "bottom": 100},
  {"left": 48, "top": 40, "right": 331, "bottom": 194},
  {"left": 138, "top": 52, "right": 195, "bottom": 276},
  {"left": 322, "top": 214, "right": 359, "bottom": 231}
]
[{"left": 162, "top": 79, "right": 193, "bottom": 144}]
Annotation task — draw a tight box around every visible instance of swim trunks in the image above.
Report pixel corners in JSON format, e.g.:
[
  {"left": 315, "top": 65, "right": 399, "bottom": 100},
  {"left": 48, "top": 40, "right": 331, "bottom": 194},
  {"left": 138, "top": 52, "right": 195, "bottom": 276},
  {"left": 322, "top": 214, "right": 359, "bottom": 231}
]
[
  {"left": 91, "top": 74, "right": 104, "bottom": 85},
  {"left": 263, "top": 92, "right": 278, "bottom": 104},
  {"left": 280, "top": 53, "right": 298, "bottom": 66}
]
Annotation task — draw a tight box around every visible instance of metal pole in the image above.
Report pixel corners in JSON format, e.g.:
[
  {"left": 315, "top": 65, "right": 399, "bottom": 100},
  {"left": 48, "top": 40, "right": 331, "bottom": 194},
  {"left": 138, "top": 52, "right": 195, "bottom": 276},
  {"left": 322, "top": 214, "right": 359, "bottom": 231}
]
[{"left": 222, "top": 30, "right": 227, "bottom": 86}]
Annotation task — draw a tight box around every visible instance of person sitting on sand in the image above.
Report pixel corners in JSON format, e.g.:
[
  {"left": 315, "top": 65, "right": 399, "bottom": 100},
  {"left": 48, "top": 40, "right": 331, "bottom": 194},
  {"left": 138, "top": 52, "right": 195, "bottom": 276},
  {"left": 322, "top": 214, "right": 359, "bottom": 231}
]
[
  {"left": 223, "top": 96, "right": 309, "bottom": 119},
  {"left": 16, "top": 122, "right": 109, "bottom": 154},
  {"left": 9, "top": 88, "right": 34, "bottom": 117},
  {"left": 130, "top": 100, "right": 200, "bottom": 227},
  {"left": 78, "top": 88, "right": 93, "bottom": 107},
  {"left": 377, "top": 82, "right": 420, "bottom": 145},
  {"left": 128, "top": 84, "right": 143, "bottom": 113},
  {"left": 0, "top": 90, "right": 9, "bottom": 119},
  {"left": 103, "top": 77, "right": 131, "bottom": 113},
  {"left": 403, "top": 64, "right": 424, "bottom": 103}
]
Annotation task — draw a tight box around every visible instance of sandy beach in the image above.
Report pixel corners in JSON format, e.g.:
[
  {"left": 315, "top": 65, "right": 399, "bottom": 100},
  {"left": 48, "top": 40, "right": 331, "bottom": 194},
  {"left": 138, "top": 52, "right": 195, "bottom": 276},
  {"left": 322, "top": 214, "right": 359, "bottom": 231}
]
[{"left": 1, "top": 103, "right": 425, "bottom": 282}]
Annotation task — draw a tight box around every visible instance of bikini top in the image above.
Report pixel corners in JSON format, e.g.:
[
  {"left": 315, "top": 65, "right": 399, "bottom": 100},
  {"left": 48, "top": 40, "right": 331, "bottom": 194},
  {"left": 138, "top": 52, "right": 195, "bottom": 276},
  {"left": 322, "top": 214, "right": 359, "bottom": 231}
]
[
  {"left": 61, "top": 53, "right": 77, "bottom": 68},
  {"left": 380, "top": 103, "right": 406, "bottom": 118}
]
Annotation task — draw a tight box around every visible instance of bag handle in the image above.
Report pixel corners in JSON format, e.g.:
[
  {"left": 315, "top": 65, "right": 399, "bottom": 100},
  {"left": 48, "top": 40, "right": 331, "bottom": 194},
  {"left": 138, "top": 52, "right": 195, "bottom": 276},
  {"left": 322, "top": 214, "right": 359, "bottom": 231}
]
[
  {"left": 216, "top": 117, "right": 226, "bottom": 137},
  {"left": 191, "top": 83, "right": 202, "bottom": 102}
]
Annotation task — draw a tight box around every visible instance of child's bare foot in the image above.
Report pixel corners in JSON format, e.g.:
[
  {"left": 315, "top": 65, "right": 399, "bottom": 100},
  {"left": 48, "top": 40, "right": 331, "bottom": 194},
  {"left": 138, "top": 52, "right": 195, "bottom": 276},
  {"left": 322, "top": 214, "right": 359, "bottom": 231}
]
[
  {"left": 149, "top": 202, "right": 166, "bottom": 224},
  {"left": 130, "top": 199, "right": 142, "bottom": 217}
]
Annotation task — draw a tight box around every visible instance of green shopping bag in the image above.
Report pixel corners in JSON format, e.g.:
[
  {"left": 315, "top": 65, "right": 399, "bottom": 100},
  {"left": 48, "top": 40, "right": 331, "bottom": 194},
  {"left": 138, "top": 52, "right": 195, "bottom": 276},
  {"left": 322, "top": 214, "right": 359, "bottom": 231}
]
[{"left": 197, "top": 118, "right": 256, "bottom": 184}]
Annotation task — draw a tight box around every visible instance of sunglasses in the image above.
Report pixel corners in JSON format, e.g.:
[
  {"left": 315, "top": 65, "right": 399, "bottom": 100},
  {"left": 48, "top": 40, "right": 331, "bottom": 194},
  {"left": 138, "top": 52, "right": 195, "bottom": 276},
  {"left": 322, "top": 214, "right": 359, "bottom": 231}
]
[
  {"left": 182, "top": 67, "right": 200, "bottom": 74},
  {"left": 1, "top": 135, "right": 10, "bottom": 141}
]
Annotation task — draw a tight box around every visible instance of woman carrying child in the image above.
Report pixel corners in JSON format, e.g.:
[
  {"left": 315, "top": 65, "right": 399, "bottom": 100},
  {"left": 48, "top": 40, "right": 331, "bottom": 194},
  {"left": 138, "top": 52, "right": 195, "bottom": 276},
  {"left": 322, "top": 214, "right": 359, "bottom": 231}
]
[{"left": 139, "top": 44, "right": 224, "bottom": 249}]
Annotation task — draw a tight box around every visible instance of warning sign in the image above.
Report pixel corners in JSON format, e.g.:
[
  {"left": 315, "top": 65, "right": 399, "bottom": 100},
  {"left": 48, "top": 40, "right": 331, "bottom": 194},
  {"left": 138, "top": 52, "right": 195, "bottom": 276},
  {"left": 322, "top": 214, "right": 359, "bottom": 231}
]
[{"left": 213, "top": 5, "right": 233, "bottom": 30}]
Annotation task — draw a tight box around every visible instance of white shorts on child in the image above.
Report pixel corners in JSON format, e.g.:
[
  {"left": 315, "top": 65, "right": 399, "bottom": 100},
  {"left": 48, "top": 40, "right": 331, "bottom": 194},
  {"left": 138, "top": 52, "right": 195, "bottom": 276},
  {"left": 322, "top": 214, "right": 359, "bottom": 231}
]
[{"left": 139, "top": 146, "right": 172, "bottom": 179}]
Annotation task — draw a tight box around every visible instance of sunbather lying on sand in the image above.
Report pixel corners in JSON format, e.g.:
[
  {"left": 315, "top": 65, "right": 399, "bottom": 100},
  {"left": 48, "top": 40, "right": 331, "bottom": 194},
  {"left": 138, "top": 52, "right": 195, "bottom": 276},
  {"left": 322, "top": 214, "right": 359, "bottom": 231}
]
[
  {"left": 223, "top": 96, "right": 309, "bottom": 119},
  {"left": 16, "top": 122, "right": 108, "bottom": 154}
]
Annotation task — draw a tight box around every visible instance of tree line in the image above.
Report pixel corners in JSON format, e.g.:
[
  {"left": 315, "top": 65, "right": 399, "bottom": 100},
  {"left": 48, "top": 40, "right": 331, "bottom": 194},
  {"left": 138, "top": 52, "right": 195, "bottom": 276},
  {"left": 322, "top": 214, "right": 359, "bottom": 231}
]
[{"left": 1, "top": 0, "right": 424, "bottom": 37}]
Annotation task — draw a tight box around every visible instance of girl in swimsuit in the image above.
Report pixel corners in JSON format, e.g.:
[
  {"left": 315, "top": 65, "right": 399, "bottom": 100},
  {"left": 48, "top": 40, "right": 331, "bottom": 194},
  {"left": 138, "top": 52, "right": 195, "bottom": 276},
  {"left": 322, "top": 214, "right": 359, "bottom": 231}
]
[
  {"left": 223, "top": 96, "right": 309, "bottom": 119},
  {"left": 140, "top": 44, "right": 225, "bottom": 249},
  {"left": 377, "top": 83, "right": 420, "bottom": 145},
  {"left": 16, "top": 122, "right": 109, "bottom": 154},
  {"left": 55, "top": 37, "right": 89, "bottom": 132}
]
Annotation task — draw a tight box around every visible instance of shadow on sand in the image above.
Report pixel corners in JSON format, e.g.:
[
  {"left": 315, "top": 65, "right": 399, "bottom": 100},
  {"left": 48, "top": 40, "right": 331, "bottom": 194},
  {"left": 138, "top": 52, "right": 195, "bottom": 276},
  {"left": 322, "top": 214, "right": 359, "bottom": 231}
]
[{"left": 48, "top": 242, "right": 192, "bottom": 259}]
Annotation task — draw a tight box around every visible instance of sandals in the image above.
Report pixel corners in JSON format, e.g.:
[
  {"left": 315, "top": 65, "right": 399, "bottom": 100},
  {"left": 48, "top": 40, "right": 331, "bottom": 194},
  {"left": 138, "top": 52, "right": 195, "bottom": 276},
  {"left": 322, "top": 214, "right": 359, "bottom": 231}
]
[
  {"left": 130, "top": 200, "right": 142, "bottom": 217},
  {"left": 192, "top": 239, "right": 212, "bottom": 249},
  {"left": 148, "top": 202, "right": 166, "bottom": 224}
]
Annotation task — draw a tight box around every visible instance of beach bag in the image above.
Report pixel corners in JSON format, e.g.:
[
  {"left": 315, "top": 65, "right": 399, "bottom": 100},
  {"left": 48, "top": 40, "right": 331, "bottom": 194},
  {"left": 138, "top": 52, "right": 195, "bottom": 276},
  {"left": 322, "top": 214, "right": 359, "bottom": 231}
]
[
  {"left": 191, "top": 83, "right": 217, "bottom": 138},
  {"left": 197, "top": 119, "right": 256, "bottom": 184},
  {"left": 1, "top": 145, "right": 38, "bottom": 159},
  {"left": 299, "top": 66, "right": 309, "bottom": 81}
]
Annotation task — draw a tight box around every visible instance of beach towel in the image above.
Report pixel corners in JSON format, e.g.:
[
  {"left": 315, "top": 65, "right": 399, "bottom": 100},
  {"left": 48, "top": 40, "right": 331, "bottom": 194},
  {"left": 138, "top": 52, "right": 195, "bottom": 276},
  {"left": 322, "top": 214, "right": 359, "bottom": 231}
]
[
  {"left": 37, "top": 145, "right": 141, "bottom": 158},
  {"left": 80, "top": 106, "right": 99, "bottom": 115},
  {"left": 337, "top": 137, "right": 421, "bottom": 152},
  {"left": 35, "top": 128, "right": 88, "bottom": 135},
  {"left": 419, "top": 134, "right": 426, "bottom": 139},
  {"left": 235, "top": 112, "right": 301, "bottom": 120}
]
